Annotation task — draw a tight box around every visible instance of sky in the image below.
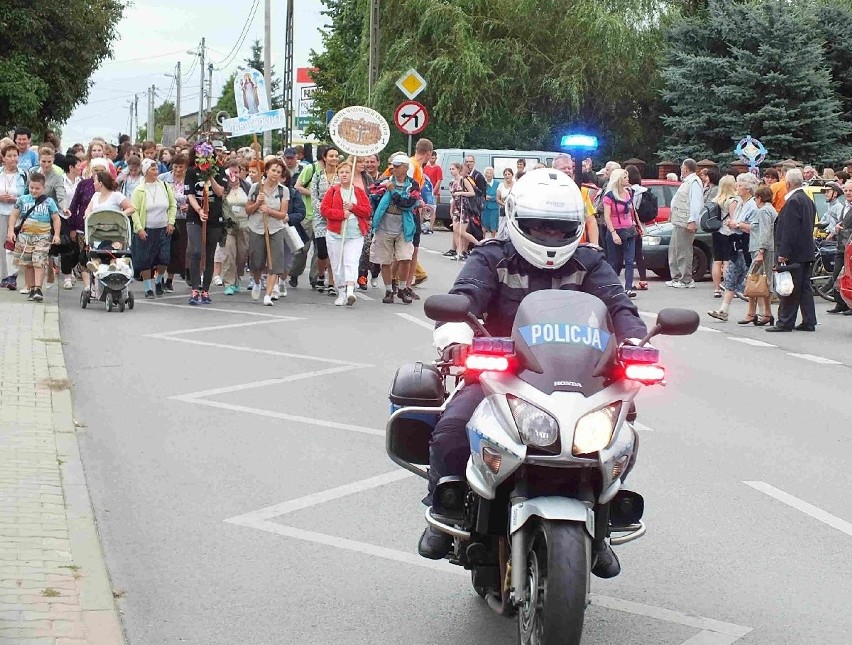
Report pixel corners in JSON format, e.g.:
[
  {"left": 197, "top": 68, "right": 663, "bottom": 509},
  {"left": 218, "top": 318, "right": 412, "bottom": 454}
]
[{"left": 62, "top": 1, "right": 326, "bottom": 147}]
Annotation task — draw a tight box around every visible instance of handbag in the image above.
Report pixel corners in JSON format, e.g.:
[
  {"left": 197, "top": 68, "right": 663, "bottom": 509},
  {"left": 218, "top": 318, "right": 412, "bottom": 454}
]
[
  {"left": 282, "top": 223, "right": 304, "bottom": 253},
  {"left": 744, "top": 262, "right": 770, "bottom": 298}
]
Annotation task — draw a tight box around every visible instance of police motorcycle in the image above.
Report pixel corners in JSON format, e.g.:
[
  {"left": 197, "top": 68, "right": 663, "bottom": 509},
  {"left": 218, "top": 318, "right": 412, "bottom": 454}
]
[{"left": 386, "top": 290, "right": 699, "bottom": 644}]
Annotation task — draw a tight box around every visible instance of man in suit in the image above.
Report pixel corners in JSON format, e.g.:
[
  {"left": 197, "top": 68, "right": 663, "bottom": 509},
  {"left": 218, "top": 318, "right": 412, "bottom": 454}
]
[
  {"left": 767, "top": 168, "right": 818, "bottom": 332},
  {"left": 827, "top": 180, "right": 852, "bottom": 314}
]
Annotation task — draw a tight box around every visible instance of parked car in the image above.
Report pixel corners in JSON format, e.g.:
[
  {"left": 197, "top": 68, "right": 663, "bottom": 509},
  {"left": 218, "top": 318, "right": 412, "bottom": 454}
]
[{"left": 640, "top": 184, "right": 831, "bottom": 282}]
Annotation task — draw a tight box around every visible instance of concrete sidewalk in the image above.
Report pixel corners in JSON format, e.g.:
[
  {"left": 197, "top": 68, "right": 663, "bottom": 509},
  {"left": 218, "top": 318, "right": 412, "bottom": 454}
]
[{"left": 0, "top": 286, "right": 124, "bottom": 644}]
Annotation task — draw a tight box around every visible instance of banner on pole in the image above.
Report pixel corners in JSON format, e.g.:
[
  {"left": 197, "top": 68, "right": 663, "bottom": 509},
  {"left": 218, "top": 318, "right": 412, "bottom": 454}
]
[{"left": 328, "top": 106, "right": 390, "bottom": 156}]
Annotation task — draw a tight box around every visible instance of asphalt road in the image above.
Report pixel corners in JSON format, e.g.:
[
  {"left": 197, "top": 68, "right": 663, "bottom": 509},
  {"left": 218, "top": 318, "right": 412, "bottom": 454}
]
[{"left": 59, "top": 231, "right": 852, "bottom": 645}]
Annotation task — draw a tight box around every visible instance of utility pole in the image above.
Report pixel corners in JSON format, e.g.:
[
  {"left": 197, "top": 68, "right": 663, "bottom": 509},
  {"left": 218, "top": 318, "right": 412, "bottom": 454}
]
[
  {"left": 147, "top": 85, "right": 155, "bottom": 142},
  {"left": 283, "top": 0, "right": 294, "bottom": 148},
  {"left": 175, "top": 61, "right": 182, "bottom": 136},
  {"left": 206, "top": 63, "right": 214, "bottom": 114},
  {"left": 263, "top": 0, "right": 272, "bottom": 154},
  {"left": 198, "top": 37, "right": 206, "bottom": 130},
  {"left": 134, "top": 94, "right": 139, "bottom": 143},
  {"left": 368, "top": 0, "right": 380, "bottom": 105}
]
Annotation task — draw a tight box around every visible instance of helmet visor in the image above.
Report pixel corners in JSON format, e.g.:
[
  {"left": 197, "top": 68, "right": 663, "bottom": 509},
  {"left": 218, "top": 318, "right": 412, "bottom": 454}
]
[{"left": 516, "top": 217, "right": 582, "bottom": 247}]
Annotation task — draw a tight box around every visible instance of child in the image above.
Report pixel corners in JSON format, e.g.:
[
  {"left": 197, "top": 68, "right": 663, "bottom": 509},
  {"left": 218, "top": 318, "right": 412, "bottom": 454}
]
[
  {"left": 86, "top": 240, "right": 133, "bottom": 278},
  {"left": 5, "top": 172, "right": 61, "bottom": 302}
]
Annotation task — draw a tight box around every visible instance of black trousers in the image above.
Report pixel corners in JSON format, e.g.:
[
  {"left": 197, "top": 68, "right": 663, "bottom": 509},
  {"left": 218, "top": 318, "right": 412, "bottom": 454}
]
[
  {"left": 777, "top": 262, "right": 817, "bottom": 329},
  {"left": 831, "top": 249, "right": 848, "bottom": 310},
  {"left": 427, "top": 383, "right": 485, "bottom": 501},
  {"left": 186, "top": 222, "right": 220, "bottom": 291}
]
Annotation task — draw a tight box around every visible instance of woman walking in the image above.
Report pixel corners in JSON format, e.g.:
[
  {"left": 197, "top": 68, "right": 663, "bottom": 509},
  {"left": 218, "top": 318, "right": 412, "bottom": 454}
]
[
  {"left": 708, "top": 173, "right": 759, "bottom": 321},
  {"left": 321, "top": 161, "right": 372, "bottom": 306},
  {"left": 310, "top": 146, "right": 340, "bottom": 295},
  {"left": 626, "top": 165, "right": 649, "bottom": 291},
  {"left": 82, "top": 170, "right": 135, "bottom": 291},
  {"left": 118, "top": 154, "right": 143, "bottom": 200},
  {"left": 160, "top": 153, "right": 190, "bottom": 292},
  {"left": 710, "top": 174, "right": 739, "bottom": 298},
  {"left": 739, "top": 185, "right": 777, "bottom": 326},
  {"left": 482, "top": 167, "right": 500, "bottom": 238},
  {"left": 130, "top": 159, "right": 176, "bottom": 299},
  {"left": 221, "top": 159, "right": 251, "bottom": 296},
  {"left": 245, "top": 159, "right": 291, "bottom": 306},
  {"left": 184, "top": 146, "right": 227, "bottom": 306},
  {"left": 0, "top": 143, "right": 27, "bottom": 290},
  {"left": 496, "top": 167, "right": 514, "bottom": 236},
  {"left": 602, "top": 169, "right": 639, "bottom": 297},
  {"left": 444, "top": 162, "right": 478, "bottom": 260}
]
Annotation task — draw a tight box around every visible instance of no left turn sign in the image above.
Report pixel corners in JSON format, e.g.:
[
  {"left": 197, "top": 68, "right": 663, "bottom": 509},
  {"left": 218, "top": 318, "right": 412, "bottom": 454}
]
[{"left": 394, "top": 100, "right": 428, "bottom": 135}]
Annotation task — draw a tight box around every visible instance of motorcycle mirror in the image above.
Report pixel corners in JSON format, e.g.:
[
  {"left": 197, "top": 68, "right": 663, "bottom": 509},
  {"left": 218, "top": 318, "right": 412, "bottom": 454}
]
[
  {"left": 655, "top": 308, "right": 700, "bottom": 336},
  {"left": 424, "top": 294, "right": 472, "bottom": 323}
]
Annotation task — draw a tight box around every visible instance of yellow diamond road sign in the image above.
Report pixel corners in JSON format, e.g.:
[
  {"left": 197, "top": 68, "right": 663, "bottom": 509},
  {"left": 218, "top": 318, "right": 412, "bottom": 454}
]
[{"left": 396, "top": 68, "right": 427, "bottom": 100}]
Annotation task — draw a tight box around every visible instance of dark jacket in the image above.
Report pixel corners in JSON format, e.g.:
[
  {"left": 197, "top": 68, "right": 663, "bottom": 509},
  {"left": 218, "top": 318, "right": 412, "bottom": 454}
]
[
  {"left": 837, "top": 201, "right": 852, "bottom": 250},
  {"left": 288, "top": 186, "right": 309, "bottom": 242},
  {"left": 448, "top": 240, "right": 647, "bottom": 342},
  {"left": 774, "top": 189, "right": 816, "bottom": 263},
  {"left": 68, "top": 178, "right": 95, "bottom": 233}
]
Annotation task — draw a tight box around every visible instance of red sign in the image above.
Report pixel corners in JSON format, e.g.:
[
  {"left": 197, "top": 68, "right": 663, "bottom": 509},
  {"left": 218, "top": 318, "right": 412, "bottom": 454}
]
[
  {"left": 393, "top": 101, "right": 428, "bottom": 135},
  {"left": 296, "top": 67, "right": 317, "bottom": 84}
]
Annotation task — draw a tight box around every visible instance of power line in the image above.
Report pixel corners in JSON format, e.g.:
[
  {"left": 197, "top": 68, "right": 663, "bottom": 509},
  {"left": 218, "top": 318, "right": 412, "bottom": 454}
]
[
  {"left": 212, "top": 0, "right": 260, "bottom": 70},
  {"left": 101, "top": 49, "right": 187, "bottom": 66}
]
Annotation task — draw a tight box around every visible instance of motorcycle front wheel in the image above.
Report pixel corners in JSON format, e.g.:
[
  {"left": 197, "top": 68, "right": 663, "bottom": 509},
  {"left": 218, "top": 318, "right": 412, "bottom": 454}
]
[{"left": 518, "top": 520, "right": 589, "bottom": 645}]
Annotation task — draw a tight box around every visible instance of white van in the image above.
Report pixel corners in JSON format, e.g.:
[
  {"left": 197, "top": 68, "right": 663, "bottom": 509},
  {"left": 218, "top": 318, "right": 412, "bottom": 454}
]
[{"left": 432, "top": 148, "right": 562, "bottom": 224}]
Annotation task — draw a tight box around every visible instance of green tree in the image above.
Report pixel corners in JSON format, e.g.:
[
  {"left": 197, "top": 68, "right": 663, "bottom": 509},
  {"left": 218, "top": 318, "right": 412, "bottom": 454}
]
[
  {"left": 0, "top": 1, "right": 126, "bottom": 135},
  {"left": 136, "top": 101, "right": 176, "bottom": 143},
  {"left": 307, "top": 0, "right": 670, "bottom": 163},
  {"left": 658, "top": 0, "right": 851, "bottom": 166}
]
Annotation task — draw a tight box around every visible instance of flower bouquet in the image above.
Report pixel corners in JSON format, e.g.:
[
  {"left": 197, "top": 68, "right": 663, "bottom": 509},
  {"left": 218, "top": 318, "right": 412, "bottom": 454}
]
[{"left": 193, "top": 141, "right": 218, "bottom": 182}]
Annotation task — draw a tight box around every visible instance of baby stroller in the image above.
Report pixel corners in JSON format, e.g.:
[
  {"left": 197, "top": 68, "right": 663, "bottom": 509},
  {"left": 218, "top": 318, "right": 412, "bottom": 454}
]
[{"left": 80, "top": 209, "right": 135, "bottom": 312}]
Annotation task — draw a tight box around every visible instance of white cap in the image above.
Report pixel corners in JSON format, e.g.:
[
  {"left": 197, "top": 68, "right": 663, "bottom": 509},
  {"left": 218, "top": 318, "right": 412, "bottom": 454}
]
[
  {"left": 89, "top": 158, "right": 109, "bottom": 172},
  {"left": 389, "top": 152, "right": 410, "bottom": 166},
  {"left": 141, "top": 158, "right": 158, "bottom": 175}
]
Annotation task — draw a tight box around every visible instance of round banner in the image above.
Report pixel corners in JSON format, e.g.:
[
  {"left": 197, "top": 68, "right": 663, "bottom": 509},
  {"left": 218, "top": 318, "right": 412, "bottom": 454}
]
[{"left": 328, "top": 106, "right": 391, "bottom": 157}]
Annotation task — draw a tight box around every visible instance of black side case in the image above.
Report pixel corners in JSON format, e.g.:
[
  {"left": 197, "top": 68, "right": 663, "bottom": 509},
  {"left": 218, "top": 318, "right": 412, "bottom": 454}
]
[{"left": 389, "top": 363, "right": 444, "bottom": 407}]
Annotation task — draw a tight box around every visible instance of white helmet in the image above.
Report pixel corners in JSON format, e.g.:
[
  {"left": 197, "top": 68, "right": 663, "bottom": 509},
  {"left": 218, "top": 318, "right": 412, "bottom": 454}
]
[{"left": 504, "top": 167, "right": 586, "bottom": 269}]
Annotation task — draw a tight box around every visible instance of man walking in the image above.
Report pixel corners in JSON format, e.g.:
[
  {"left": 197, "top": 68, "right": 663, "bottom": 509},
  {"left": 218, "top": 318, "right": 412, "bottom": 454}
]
[
  {"left": 767, "top": 168, "right": 818, "bottom": 332},
  {"left": 666, "top": 158, "right": 703, "bottom": 288}
]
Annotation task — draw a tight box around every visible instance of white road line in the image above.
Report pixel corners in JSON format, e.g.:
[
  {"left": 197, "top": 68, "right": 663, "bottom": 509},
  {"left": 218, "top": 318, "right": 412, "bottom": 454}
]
[
  {"left": 179, "top": 398, "right": 385, "bottom": 436},
  {"left": 171, "top": 366, "right": 365, "bottom": 400},
  {"left": 154, "top": 336, "right": 370, "bottom": 366},
  {"left": 744, "top": 481, "right": 852, "bottom": 537},
  {"left": 785, "top": 353, "right": 841, "bottom": 365},
  {"left": 226, "top": 469, "right": 413, "bottom": 523},
  {"left": 419, "top": 248, "right": 443, "bottom": 255},
  {"left": 145, "top": 318, "right": 295, "bottom": 339},
  {"left": 137, "top": 299, "right": 299, "bottom": 318},
  {"left": 396, "top": 312, "right": 434, "bottom": 330},
  {"left": 726, "top": 337, "right": 777, "bottom": 348},
  {"left": 633, "top": 421, "right": 655, "bottom": 433},
  {"left": 591, "top": 595, "right": 751, "bottom": 638},
  {"left": 225, "top": 470, "right": 753, "bottom": 641},
  {"left": 355, "top": 292, "right": 374, "bottom": 301}
]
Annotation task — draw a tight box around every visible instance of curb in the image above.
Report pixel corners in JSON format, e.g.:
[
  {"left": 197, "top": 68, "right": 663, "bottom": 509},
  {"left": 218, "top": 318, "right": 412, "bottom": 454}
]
[{"left": 47, "top": 287, "right": 126, "bottom": 644}]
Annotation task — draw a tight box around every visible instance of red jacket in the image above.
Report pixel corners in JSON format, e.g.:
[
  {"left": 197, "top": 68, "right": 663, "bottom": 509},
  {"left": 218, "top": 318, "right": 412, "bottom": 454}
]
[{"left": 320, "top": 184, "right": 372, "bottom": 236}]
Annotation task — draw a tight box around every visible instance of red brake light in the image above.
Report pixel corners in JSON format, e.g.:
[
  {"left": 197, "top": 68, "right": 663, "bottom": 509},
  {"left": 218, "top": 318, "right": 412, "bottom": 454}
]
[
  {"left": 465, "top": 354, "right": 510, "bottom": 372},
  {"left": 624, "top": 363, "right": 665, "bottom": 383}
]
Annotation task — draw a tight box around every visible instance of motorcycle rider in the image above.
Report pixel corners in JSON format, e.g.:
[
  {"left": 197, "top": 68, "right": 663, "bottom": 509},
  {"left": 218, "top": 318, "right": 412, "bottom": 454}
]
[{"left": 419, "top": 168, "right": 648, "bottom": 579}]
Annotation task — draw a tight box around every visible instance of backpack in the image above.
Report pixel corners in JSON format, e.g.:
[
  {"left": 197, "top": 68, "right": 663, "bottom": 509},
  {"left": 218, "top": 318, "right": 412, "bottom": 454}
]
[
  {"left": 298, "top": 161, "right": 321, "bottom": 188},
  {"left": 699, "top": 201, "right": 723, "bottom": 232},
  {"left": 636, "top": 190, "right": 659, "bottom": 224}
]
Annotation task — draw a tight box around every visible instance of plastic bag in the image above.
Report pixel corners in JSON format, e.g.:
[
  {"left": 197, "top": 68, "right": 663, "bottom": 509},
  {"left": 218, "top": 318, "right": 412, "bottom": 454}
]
[{"left": 774, "top": 270, "right": 794, "bottom": 297}]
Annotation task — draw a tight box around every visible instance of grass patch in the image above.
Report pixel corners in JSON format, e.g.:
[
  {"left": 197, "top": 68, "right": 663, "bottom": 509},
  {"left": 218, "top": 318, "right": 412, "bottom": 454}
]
[
  {"left": 57, "top": 458, "right": 65, "bottom": 466},
  {"left": 41, "top": 378, "right": 72, "bottom": 391},
  {"left": 59, "top": 564, "right": 81, "bottom": 580},
  {"left": 41, "top": 588, "right": 61, "bottom": 597}
]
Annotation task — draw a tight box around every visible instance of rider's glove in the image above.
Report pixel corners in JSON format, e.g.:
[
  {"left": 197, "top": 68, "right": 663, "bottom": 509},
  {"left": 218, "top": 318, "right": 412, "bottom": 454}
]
[{"left": 440, "top": 343, "right": 469, "bottom": 366}]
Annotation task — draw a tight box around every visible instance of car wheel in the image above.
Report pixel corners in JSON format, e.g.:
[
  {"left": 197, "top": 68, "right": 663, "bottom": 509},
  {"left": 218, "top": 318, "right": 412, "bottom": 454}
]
[{"left": 691, "top": 246, "right": 709, "bottom": 282}]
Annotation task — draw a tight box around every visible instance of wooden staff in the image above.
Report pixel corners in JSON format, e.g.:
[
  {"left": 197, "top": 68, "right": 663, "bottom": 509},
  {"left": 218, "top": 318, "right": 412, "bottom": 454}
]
[{"left": 199, "top": 183, "right": 209, "bottom": 273}]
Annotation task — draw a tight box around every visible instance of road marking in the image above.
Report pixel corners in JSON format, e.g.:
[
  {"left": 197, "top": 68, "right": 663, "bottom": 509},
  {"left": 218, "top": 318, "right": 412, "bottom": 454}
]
[
  {"left": 785, "top": 353, "right": 841, "bottom": 365},
  {"left": 396, "top": 312, "right": 434, "bottom": 330},
  {"left": 633, "top": 421, "right": 655, "bottom": 433},
  {"left": 726, "top": 337, "right": 777, "bottom": 348},
  {"left": 145, "top": 318, "right": 297, "bottom": 338},
  {"left": 171, "top": 366, "right": 365, "bottom": 400},
  {"left": 419, "top": 248, "right": 443, "bottom": 255},
  {"left": 137, "top": 299, "right": 300, "bottom": 318},
  {"left": 743, "top": 481, "right": 852, "bottom": 537},
  {"left": 226, "top": 471, "right": 753, "bottom": 642},
  {"left": 355, "top": 292, "right": 374, "bottom": 301}
]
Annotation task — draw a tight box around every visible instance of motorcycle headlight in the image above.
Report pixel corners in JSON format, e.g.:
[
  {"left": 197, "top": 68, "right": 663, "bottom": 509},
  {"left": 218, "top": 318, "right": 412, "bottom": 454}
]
[
  {"left": 507, "top": 396, "right": 559, "bottom": 448},
  {"left": 573, "top": 402, "right": 621, "bottom": 455},
  {"left": 642, "top": 235, "right": 662, "bottom": 246}
]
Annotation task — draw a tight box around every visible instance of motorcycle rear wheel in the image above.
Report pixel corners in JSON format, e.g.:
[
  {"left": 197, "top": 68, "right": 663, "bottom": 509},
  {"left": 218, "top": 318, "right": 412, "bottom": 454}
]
[{"left": 518, "top": 520, "right": 589, "bottom": 645}]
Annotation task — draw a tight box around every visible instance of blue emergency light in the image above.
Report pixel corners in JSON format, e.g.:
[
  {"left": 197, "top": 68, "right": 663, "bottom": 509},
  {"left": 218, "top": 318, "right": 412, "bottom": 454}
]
[{"left": 560, "top": 134, "right": 599, "bottom": 151}]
